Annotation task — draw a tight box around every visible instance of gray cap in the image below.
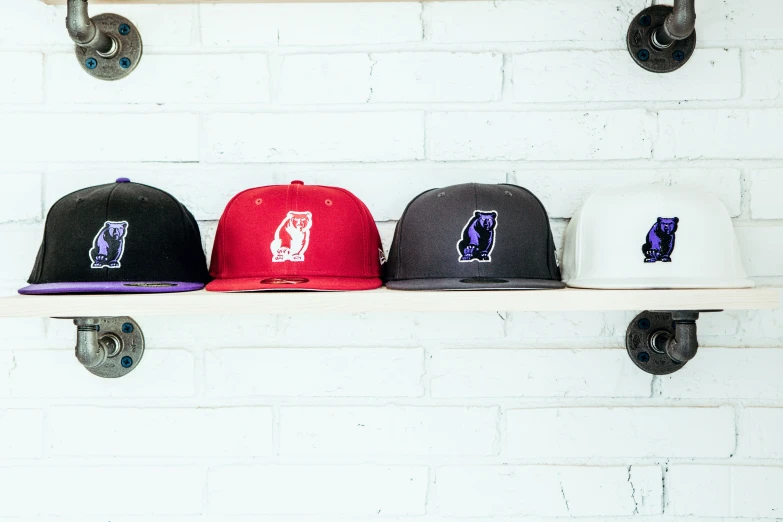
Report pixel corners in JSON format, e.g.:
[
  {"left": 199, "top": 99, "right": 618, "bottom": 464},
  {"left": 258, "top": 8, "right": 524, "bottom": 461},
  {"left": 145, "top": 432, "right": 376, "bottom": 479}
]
[{"left": 385, "top": 183, "right": 564, "bottom": 290}]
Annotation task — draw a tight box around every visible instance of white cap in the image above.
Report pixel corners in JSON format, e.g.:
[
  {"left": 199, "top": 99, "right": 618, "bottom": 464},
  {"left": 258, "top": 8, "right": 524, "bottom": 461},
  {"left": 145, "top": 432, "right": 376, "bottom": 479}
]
[{"left": 562, "top": 185, "right": 753, "bottom": 289}]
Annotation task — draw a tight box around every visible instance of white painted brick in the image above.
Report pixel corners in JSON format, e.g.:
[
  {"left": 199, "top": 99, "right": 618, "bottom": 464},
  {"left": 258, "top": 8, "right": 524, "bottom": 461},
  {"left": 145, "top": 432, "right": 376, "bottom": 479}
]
[
  {"left": 201, "top": 4, "right": 422, "bottom": 47},
  {"left": 738, "top": 408, "right": 783, "bottom": 458},
  {"left": 657, "top": 110, "right": 783, "bottom": 160},
  {"left": 278, "top": 54, "right": 371, "bottom": 104},
  {"left": 0, "top": 350, "right": 195, "bottom": 398},
  {"left": 434, "top": 465, "right": 661, "bottom": 517},
  {"left": 0, "top": 225, "right": 43, "bottom": 284},
  {"left": 504, "top": 311, "right": 630, "bottom": 348},
  {"left": 0, "top": 0, "right": 60, "bottom": 48},
  {"left": 0, "top": 173, "right": 41, "bottom": 223},
  {"left": 0, "top": 114, "right": 199, "bottom": 162},
  {"left": 428, "top": 110, "right": 654, "bottom": 161},
  {"left": 660, "top": 349, "right": 783, "bottom": 399},
  {"left": 512, "top": 169, "right": 742, "bottom": 218},
  {"left": 667, "top": 465, "right": 783, "bottom": 518},
  {"left": 204, "top": 112, "right": 424, "bottom": 163},
  {"left": 0, "top": 410, "right": 42, "bottom": 459},
  {"left": 205, "top": 348, "right": 423, "bottom": 398},
  {"left": 0, "top": 53, "right": 43, "bottom": 104},
  {"left": 280, "top": 406, "right": 498, "bottom": 457},
  {"left": 506, "top": 407, "right": 734, "bottom": 458},
  {"left": 49, "top": 407, "right": 273, "bottom": 458},
  {"left": 0, "top": 465, "right": 203, "bottom": 516},
  {"left": 47, "top": 54, "right": 269, "bottom": 105},
  {"left": 431, "top": 349, "right": 650, "bottom": 398},
  {"left": 370, "top": 52, "right": 502, "bottom": 103},
  {"left": 275, "top": 311, "right": 504, "bottom": 345},
  {"left": 735, "top": 225, "right": 783, "bottom": 277},
  {"left": 699, "top": 0, "right": 783, "bottom": 42},
  {"left": 430, "top": 0, "right": 644, "bottom": 44},
  {"left": 208, "top": 465, "right": 427, "bottom": 515},
  {"left": 746, "top": 50, "right": 783, "bottom": 100},
  {"left": 749, "top": 169, "right": 783, "bottom": 219},
  {"left": 512, "top": 49, "right": 740, "bottom": 102},
  {"left": 53, "top": 4, "right": 197, "bottom": 48}
]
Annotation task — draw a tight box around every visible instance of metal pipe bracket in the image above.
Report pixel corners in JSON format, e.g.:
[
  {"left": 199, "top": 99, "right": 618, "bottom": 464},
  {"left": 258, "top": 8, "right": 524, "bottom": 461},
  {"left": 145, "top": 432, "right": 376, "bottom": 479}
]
[
  {"left": 66, "top": 317, "right": 145, "bottom": 378},
  {"left": 73, "top": 13, "right": 143, "bottom": 81},
  {"left": 627, "top": 4, "right": 696, "bottom": 73}
]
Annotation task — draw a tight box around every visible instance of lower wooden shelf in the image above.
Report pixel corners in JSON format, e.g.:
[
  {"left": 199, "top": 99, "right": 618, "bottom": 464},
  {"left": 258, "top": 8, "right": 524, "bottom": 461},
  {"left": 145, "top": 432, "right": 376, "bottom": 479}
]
[{"left": 0, "top": 287, "right": 778, "bottom": 318}]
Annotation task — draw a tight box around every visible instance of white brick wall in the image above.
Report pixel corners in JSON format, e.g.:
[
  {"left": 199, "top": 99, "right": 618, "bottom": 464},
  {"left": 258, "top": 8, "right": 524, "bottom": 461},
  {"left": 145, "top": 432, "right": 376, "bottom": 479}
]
[{"left": 1, "top": 0, "right": 783, "bottom": 519}]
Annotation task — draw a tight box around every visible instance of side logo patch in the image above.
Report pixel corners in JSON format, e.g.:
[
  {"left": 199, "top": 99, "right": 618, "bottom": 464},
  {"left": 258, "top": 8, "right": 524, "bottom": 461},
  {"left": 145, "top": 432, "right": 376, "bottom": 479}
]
[
  {"left": 90, "top": 221, "right": 129, "bottom": 269},
  {"left": 457, "top": 210, "right": 498, "bottom": 262},
  {"left": 271, "top": 211, "right": 312, "bottom": 262},
  {"left": 642, "top": 217, "right": 679, "bottom": 263}
]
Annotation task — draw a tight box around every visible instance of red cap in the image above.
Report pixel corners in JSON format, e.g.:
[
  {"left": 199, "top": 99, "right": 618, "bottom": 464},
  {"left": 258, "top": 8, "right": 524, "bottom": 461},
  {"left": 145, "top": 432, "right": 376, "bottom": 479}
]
[{"left": 206, "top": 182, "right": 384, "bottom": 292}]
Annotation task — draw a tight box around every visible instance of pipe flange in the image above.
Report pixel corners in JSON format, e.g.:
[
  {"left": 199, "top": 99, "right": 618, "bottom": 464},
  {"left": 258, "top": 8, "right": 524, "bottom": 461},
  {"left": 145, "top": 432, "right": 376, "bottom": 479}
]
[
  {"left": 75, "top": 13, "right": 142, "bottom": 81},
  {"left": 627, "top": 5, "right": 696, "bottom": 73},
  {"left": 78, "top": 317, "right": 144, "bottom": 378},
  {"left": 626, "top": 311, "right": 685, "bottom": 375}
]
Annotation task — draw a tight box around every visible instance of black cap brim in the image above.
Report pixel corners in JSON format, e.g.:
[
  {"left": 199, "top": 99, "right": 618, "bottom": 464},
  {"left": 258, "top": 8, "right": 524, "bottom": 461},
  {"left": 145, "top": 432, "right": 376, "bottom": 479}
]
[{"left": 385, "top": 278, "right": 566, "bottom": 291}]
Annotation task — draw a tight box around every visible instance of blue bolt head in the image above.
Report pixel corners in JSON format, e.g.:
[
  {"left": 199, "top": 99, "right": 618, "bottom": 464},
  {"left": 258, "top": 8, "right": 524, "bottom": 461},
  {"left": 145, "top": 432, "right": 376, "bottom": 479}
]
[
  {"left": 121, "top": 323, "right": 134, "bottom": 334},
  {"left": 637, "top": 352, "right": 650, "bottom": 363},
  {"left": 121, "top": 356, "right": 133, "bottom": 368},
  {"left": 638, "top": 49, "right": 650, "bottom": 62},
  {"left": 638, "top": 318, "right": 651, "bottom": 330},
  {"left": 85, "top": 58, "right": 98, "bottom": 70},
  {"left": 639, "top": 15, "right": 652, "bottom": 27},
  {"left": 118, "top": 24, "right": 131, "bottom": 36},
  {"left": 673, "top": 50, "right": 686, "bottom": 62},
  {"left": 119, "top": 57, "right": 132, "bottom": 69}
]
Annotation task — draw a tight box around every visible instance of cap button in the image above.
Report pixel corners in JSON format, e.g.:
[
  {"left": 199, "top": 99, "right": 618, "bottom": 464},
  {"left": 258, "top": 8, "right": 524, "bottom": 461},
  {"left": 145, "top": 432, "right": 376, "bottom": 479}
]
[
  {"left": 291, "top": 180, "right": 304, "bottom": 185},
  {"left": 116, "top": 177, "right": 131, "bottom": 183}
]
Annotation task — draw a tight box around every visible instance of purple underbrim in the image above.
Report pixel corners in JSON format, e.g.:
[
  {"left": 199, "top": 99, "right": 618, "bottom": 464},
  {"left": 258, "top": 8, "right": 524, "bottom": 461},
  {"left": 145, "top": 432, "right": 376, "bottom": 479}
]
[{"left": 18, "top": 281, "right": 205, "bottom": 295}]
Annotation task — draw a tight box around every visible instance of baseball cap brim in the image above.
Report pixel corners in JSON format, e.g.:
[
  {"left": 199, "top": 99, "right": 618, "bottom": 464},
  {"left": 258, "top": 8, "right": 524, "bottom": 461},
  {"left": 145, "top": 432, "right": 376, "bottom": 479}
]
[
  {"left": 206, "top": 276, "right": 382, "bottom": 292},
  {"left": 566, "top": 277, "right": 755, "bottom": 289},
  {"left": 18, "top": 281, "right": 205, "bottom": 295},
  {"left": 385, "top": 277, "right": 566, "bottom": 291}
]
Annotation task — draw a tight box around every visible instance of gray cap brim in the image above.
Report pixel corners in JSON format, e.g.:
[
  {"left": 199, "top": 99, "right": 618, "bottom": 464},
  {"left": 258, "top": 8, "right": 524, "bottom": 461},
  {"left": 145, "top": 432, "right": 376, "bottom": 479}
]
[{"left": 385, "top": 278, "right": 566, "bottom": 291}]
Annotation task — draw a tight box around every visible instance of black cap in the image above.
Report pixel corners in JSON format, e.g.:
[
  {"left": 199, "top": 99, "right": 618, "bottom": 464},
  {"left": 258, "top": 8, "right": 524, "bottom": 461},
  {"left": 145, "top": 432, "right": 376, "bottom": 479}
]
[
  {"left": 385, "top": 183, "right": 564, "bottom": 290},
  {"left": 19, "top": 179, "right": 209, "bottom": 294}
]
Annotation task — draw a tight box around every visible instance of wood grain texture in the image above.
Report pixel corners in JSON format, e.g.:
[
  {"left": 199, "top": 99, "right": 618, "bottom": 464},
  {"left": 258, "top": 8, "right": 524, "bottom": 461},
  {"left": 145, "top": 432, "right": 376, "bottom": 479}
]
[{"left": 0, "top": 287, "right": 779, "bottom": 317}]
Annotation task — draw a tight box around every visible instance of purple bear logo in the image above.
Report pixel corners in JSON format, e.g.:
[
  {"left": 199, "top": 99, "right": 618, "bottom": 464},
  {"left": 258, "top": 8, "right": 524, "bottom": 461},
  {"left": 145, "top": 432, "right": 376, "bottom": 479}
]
[
  {"left": 458, "top": 210, "right": 497, "bottom": 262},
  {"left": 90, "top": 221, "right": 128, "bottom": 269},
  {"left": 642, "top": 217, "right": 678, "bottom": 263}
]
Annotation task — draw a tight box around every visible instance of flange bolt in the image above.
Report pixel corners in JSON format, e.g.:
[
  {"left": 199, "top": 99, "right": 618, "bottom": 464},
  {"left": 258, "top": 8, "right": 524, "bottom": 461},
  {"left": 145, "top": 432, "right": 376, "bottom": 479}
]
[
  {"left": 119, "top": 57, "right": 132, "bottom": 69},
  {"left": 637, "top": 352, "right": 651, "bottom": 363},
  {"left": 638, "top": 49, "right": 650, "bottom": 61},
  {"left": 639, "top": 15, "right": 652, "bottom": 27},
  {"left": 638, "top": 318, "right": 651, "bottom": 330},
  {"left": 85, "top": 58, "right": 98, "bottom": 70},
  {"left": 119, "top": 24, "right": 131, "bottom": 36},
  {"left": 673, "top": 50, "right": 686, "bottom": 62},
  {"left": 121, "top": 356, "right": 133, "bottom": 368},
  {"left": 121, "top": 323, "right": 134, "bottom": 334}
]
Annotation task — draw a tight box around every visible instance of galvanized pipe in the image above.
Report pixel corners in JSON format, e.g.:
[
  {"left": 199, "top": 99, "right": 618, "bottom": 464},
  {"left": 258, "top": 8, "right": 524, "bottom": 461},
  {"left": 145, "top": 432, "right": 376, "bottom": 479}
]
[
  {"left": 74, "top": 320, "right": 107, "bottom": 369},
  {"left": 66, "top": 0, "right": 115, "bottom": 56},
  {"left": 653, "top": 0, "right": 696, "bottom": 49},
  {"left": 665, "top": 311, "right": 700, "bottom": 364}
]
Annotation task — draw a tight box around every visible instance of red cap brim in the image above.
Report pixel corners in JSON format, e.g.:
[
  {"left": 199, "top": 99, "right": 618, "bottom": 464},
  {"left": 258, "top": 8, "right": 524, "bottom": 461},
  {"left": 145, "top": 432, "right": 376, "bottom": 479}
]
[{"left": 206, "top": 276, "right": 382, "bottom": 292}]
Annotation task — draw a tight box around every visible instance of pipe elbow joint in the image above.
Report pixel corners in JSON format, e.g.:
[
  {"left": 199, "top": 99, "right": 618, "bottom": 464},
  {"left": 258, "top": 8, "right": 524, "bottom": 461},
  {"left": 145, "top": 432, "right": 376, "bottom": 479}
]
[
  {"left": 665, "top": 313, "right": 699, "bottom": 364},
  {"left": 663, "top": 0, "right": 696, "bottom": 41}
]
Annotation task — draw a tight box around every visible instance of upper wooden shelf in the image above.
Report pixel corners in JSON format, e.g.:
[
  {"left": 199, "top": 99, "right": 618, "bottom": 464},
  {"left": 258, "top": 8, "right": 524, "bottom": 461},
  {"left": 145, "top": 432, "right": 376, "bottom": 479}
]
[
  {"left": 0, "top": 287, "right": 778, "bottom": 318},
  {"left": 42, "top": 0, "right": 424, "bottom": 4}
]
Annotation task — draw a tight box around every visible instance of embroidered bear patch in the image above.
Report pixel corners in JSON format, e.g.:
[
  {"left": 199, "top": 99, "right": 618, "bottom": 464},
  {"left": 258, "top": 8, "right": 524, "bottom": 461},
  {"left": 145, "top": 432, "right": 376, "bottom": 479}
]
[
  {"left": 271, "top": 211, "right": 312, "bottom": 262},
  {"left": 642, "top": 217, "right": 679, "bottom": 263},
  {"left": 457, "top": 211, "right": 498, "bottom": 262},
  {"left": 90, "top": 221, "right": 129, "bottom": 269}
]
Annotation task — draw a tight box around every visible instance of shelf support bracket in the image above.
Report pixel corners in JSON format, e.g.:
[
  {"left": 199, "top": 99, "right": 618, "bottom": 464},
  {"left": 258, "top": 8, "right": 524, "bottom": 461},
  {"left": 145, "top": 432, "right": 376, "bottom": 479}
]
[
  {"left": 67, "top": 0, "right": 143, "bottom": 81},
  {"left": 66, "top": 317, "right": 145, "bottom": 378},
  {"left": 627, "top": 0, "right": 696, "bottom": 73},
  {"left": 625, "top": 309, "right": 718, "bottom": 375}
]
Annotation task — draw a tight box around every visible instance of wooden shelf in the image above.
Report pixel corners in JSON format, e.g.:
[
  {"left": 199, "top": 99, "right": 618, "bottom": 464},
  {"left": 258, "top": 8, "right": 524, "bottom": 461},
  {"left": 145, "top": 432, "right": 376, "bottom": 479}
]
[
  {"left": 0, "top": 287, "right": 778, "bottom": 318},
  {"left": 41, "top": 0, "right": 427, "bottom": 4}
]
